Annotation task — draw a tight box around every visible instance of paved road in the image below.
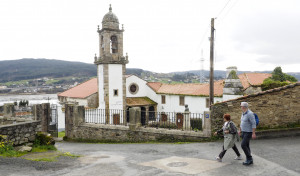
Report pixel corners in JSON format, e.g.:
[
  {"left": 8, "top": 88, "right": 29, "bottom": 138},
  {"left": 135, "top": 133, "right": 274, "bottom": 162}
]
[{"left": 1, "top": 136, "right": 299, "bottom": 176}]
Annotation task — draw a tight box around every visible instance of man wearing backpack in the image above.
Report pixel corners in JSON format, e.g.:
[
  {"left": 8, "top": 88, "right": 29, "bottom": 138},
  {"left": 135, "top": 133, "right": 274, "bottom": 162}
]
[{"left": 238, "top": 102, "right": 256, "bottom": 166}]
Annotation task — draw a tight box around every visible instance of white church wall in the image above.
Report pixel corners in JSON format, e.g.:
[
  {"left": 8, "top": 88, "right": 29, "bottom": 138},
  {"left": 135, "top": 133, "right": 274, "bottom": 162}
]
[
  {"left": 98, "top": 65, "right": 105, "bottom": 109},
  {"left": 126, "top": 75, "right": 161, "bottom": 105},
  {"left": 126, "top": 75, "right": 149, "bottom": 97},
  {"left": 109, "top": 64, "right": 123, "bottom": 109}
]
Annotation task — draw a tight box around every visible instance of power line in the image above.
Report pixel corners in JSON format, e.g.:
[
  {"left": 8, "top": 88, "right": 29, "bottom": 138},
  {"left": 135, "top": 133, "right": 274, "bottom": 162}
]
[{"left": 216, "top": 0, "right": 232, "bottom": 19}]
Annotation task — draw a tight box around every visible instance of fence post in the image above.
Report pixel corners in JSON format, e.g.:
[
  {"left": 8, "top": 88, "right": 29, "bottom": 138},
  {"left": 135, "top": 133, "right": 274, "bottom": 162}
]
[
  {"left": 203, "top": 111, "right": 212, "bottom": 137},
  {"left": 183, "top": 105, "right": 191, "bottom": 131},
  {"left": 3, "top": 103, "right": 15, "bottom": 119}
]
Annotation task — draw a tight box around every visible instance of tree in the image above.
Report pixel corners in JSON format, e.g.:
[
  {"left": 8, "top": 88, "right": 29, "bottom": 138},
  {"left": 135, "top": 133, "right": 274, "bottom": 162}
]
[
  {"left": 271, "top": 67, "right": 286, "bottom": 82},
  {"left": 262, "top": 67, "right": 298, "bottom": 91}
]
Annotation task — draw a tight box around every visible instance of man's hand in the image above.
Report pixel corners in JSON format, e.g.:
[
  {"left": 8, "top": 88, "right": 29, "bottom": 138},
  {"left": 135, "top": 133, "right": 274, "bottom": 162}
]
[
  {"left": 252, "top": 132, "right": 256, "bottom": 139},
  {"left": 214, "top": 132, "right": 217, "bottom": 136}
]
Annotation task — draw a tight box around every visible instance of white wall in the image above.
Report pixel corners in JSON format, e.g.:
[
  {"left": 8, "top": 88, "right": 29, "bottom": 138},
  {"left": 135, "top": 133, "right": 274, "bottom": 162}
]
[
  {"left": 109, "top": 64, "right": 123, "bottom": 109},
  {"left": 125, "top": 75, "right": 223, "bottom": 114},
  {"left": 98, "top": 65, "right": 105, "bottom": 109},
  {"left": 67, "top": 97, "right": 88, "bottom": 107},
  {"left": 157, "top": 95, "right": 222, "bottom": 114},
  {"left": 223, "top": 94, "right": 243, "bottom": 102}
]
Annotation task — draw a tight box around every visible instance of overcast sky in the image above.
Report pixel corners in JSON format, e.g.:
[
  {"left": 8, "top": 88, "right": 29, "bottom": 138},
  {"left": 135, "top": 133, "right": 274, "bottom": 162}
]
[{"left": 0, "top": 0, "right": 299, "bottom": 73}]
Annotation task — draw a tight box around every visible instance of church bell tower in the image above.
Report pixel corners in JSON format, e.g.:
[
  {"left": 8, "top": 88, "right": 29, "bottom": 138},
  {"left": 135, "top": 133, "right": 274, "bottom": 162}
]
[{"left": 94, "top": 4, "right": 129, "bottom": 113}]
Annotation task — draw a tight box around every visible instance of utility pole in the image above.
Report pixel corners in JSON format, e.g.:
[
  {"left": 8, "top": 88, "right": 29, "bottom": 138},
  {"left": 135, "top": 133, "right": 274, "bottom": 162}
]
[{"left": 209, "top": 18, "right": 215, "bottom": 110}]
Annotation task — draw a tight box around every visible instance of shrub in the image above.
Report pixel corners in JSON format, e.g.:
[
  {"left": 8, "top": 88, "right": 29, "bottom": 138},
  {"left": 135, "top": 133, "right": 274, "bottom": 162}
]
[
  {"left": 261, "top": 78, "right": 289, "bottom": 91},
  {"left": 0, "top": 135, "right": 14, "bottom": 154},
  {"left": 34, "top": 132, "right": 55, "bottom": 147}
]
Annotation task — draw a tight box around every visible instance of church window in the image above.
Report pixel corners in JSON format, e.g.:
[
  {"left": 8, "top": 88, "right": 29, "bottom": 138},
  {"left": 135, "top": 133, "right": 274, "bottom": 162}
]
[
  {"left": 129, "top": 83, "right": 139, "bottom": 94},
  {"left": 110, "top": 35, "right": 118, "bottom": 53},
  {"left": 179, "top": 96, "right": 185, "bottom": 106},
  {"left": 114, "top": 89, "right": 118, "bottom": 96},
  {"left": 161, "top": 95, "right": 166, "bottom": 104}
]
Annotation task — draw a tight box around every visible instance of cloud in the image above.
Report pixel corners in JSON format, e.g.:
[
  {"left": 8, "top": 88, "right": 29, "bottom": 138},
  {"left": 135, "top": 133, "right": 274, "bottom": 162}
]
[{"left": 230, "top": 2, "right": 300, "bottom": 65}]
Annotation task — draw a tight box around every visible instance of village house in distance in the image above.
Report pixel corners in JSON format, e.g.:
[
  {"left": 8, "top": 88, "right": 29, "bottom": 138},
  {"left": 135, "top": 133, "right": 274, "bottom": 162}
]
[{"left": 58, "top": 5, "right": 271, "bottom": 115}]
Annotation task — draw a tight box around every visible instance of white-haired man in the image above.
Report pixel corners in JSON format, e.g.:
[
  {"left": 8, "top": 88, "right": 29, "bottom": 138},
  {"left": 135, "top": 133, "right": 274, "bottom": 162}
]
[{"left": 238, "top": 102, "right": 256, "bottom": 166}]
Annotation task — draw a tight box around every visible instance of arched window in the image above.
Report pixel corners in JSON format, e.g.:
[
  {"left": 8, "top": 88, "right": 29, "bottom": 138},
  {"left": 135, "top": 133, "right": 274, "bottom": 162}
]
[{"left": 110, "top": 35, "right": 118, "bottom": 53}]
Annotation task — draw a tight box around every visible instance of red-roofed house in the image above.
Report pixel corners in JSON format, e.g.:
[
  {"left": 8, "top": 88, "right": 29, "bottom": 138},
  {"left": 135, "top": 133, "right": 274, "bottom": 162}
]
[
  {"left": 238, "top": 73, "right": 272, "bottom": 95},
  {"left": 58, "top": 78, "right": 98, "bottom": 108}
]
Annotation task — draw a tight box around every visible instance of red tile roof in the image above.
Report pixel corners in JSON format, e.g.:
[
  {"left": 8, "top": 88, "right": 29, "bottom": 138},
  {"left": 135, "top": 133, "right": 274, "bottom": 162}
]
[
  {"left": 126, "top": 97, "right": 157, "bottom": 106},
  {"left": 147, "top": 82, "right": 162, "bottom": 92},
  {"left": 238, "top": 73, "right": 271, "bottom": 89},
  {"left": 58, "top": 78, "right": 98, "bottom": 98},
  {"left": 147, "top": 80, "right": 224, "bottom": 97}
]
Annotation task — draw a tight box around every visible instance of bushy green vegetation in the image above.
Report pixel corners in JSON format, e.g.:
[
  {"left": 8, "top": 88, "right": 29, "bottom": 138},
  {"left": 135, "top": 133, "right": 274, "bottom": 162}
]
[{"left": 261, "top": 67, "right": 298, "bottom": 91}]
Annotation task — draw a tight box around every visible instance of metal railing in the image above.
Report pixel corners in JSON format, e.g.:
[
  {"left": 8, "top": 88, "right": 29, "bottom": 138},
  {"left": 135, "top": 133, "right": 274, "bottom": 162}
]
[
  {"left": 85, "top": 108, "right": 127, "bottom": 126},
  {"left": 85, "top": 108, "right": 203, "bottom": 131},
  {"left": 143, "top": 111, "right": 203, "bottom": 131}
]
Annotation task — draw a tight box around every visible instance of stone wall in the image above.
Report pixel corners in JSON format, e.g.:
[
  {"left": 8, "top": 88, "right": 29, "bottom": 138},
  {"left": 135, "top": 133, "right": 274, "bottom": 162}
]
[
  {"left": 0, "top": 121, "right": 41, "bottom": 145},
  {"left": 65, "top": 104, "right": 210, "bottom": 142},
  {"left": 211, "top": 83, "right": 300, "bottom": 132},
  {"left": 68, "top": 124, "right": 206, "bottom": 142},
  {"left": 0, "top": 103, "right": 52, "bottom": 146},
  {"left": 87, "top": 93, "right": 98, "bottom": 108}
]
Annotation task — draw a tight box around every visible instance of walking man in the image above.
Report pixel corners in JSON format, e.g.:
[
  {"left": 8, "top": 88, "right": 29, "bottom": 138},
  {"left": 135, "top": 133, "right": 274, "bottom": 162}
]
[{"left": 238, "top": 102, "right": 256, "bottom": 166}]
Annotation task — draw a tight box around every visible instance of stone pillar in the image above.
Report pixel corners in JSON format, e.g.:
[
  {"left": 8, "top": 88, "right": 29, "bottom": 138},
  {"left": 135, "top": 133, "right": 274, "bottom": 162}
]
[
  {"left": 65, "top": 104, "right": 85, "bottom": 138},
  {"left": 145, "top": 106, "right": 149, "bottom": 125},
  {"left": 41, "top": 103, "right": 51, "bottom": 132},
  {"left": 3, "top": 103, "right": 15, "bottom": 119},
  {"left": 33, "top": 104, "right": 42, "bottom": 121},
  {"left": 183, "top": 105, "right": 191, "bottom": 131},
  {"left": 203, "top": 111, "right": 212, "bottom": 137},
  {"left": 129, "top": 107, "right": 141, "bottom": 131}
]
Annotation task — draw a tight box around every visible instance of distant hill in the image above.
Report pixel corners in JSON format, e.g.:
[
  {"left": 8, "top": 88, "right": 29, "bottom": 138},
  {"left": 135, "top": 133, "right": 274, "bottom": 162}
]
[
  {"left": 0, "top": 59, "right": 97, "bottom": 82},
  {"left": 0, "top": 58, "right": 299, "bottom": 83}
]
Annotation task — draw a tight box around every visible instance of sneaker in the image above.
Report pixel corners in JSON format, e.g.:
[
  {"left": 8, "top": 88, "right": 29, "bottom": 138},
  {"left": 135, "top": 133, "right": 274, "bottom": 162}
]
[
  {"left": 234, "top": 155, "right": 243, "bottom": 160},
  {"left": 215, "top": 156, "right": 222, "bottom": 162},
  {"left": 243, "top": 160, "right": 253, "bottom": 166}
]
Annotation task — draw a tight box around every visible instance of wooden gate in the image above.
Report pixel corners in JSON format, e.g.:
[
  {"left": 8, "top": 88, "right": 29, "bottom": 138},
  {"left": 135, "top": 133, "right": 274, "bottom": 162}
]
[
  {"left": 161, "top": 113, "right": 168, "bottom": 122},
  {"left": 113, "top": 113, "right": 120, "bottom": 125},
  {"left": 176, "top": 113, "right": 183, "bottom": 129}
]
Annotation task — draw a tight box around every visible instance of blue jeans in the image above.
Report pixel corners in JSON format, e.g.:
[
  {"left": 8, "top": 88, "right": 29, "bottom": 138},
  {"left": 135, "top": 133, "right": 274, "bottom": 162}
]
[{"left": 241, "top": 132, "right": 253, "bottom": 161}]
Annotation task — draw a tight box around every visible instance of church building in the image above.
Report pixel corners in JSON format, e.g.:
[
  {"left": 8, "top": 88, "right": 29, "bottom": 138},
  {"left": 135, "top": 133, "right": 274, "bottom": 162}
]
[{"left": 58, "top": 5, "right": 271, "bottom": 117}]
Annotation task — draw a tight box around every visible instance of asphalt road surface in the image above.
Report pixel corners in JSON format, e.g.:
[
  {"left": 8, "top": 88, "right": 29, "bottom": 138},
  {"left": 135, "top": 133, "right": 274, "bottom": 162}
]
[{"left": 1, "top": 136, "right": 299, "bottom": 176}]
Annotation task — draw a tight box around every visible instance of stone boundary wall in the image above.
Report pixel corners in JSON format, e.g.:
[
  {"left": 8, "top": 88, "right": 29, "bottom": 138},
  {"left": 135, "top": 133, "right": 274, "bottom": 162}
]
[
  {"left": 67, "top": 123, "right": 206, "bottom": 142},
  {"left": 211, "top": 83, "right": 300, "bottom": 132},
  {"left": 0, "top": 103, "right": 52, "bottom": 146},
  {"left": 0, "top": 121, "right": 41, "bottom": 145},
  {"left": 65, "top": 104, "right": 211, "bottom": 142}
]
